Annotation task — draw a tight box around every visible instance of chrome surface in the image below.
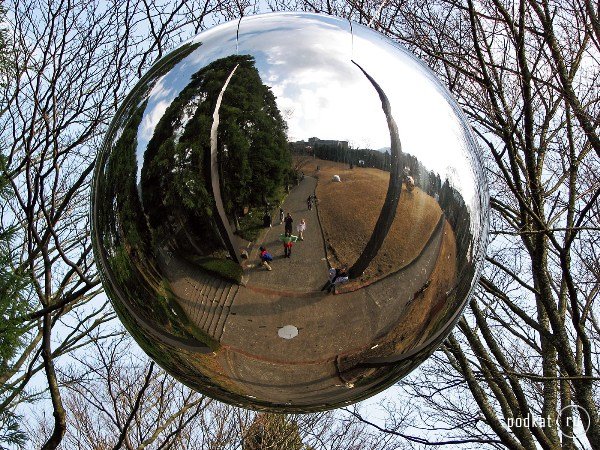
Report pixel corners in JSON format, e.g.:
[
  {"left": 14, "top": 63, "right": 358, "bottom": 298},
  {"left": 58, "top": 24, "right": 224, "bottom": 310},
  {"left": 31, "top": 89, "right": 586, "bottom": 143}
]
[{"left": 91, "top": 12, "right": 488, "bottom": 412}]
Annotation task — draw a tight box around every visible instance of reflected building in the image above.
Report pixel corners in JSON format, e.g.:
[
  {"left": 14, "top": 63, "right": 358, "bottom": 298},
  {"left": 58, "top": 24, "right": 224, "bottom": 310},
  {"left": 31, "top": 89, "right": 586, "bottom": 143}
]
[
  {"left": 308, "top": 137, "right": 349, "bottom": 151},
  {"left": 92, "top": 13, "right": 488, "bottom": 412}
]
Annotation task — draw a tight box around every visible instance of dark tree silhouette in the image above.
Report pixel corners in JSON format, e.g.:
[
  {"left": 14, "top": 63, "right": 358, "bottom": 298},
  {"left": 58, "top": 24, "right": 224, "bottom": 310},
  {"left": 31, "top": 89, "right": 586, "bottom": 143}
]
[
  {"left": 243, "top": 413, "right": 311, "bottom": 450},
  {"left": 348, "top": 61, "right": 403, "bottom": 280}
]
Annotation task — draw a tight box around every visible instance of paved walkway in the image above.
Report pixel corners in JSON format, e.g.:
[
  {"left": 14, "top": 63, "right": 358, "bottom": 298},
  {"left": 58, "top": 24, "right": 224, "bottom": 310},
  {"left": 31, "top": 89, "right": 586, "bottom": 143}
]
[
  {"left": 217, "top": 214, "right": 446, "bottom": 406},
  {"left": 157, "top": 176, "right": 449, "bottom": 407},
  {"left": 245, "top": 176, "right": 329, "bottom": 292},
  {"left": 222, "top": 214, "right": 445, "bottom": 357}
]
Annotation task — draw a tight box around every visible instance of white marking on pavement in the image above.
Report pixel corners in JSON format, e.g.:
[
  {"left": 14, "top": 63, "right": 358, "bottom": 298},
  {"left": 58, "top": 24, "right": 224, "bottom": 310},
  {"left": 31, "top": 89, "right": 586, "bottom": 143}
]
[{"left": 278, "top": 325, "right": 299, "bottom": 339}]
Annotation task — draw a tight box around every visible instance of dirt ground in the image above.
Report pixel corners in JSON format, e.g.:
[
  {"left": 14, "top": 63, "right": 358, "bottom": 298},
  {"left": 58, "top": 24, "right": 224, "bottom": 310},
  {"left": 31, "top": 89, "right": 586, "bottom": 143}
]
[{"left": 299, "top": 158, "right": 443, "bottom": 283}]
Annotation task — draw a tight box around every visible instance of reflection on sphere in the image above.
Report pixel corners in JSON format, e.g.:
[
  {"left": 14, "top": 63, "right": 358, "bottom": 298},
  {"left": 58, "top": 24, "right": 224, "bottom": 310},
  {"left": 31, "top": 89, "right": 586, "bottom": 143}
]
[{"left": 92, "top": 12, "right": 488, "bottom": 412}]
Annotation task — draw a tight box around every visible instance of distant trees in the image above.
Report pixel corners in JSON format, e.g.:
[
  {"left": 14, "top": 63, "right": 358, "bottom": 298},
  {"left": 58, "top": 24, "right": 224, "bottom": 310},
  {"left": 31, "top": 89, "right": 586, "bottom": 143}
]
[
  {"left": 3, "top": 0, "right": 598, "bottom": 448},
  {"left": 312, "top": 145, "right": 391, "bottom": 171}
]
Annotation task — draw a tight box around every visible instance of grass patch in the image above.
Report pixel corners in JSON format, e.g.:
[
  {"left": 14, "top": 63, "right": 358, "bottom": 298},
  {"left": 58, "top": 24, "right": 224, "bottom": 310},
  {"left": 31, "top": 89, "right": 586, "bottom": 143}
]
[
  {"left": 236, "top": 210, "right": 264, "bottom": 242},
  {"left": 303, "top": 158, "right": 442, "bottom": 282},
  {"left": 186, "top": 256, "right": 243, "bottom": 284}
]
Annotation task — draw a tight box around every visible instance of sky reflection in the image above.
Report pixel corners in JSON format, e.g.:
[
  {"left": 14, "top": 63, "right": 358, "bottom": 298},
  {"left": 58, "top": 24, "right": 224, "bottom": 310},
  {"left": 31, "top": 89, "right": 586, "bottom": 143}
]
[{"left": 132, "top": 12, "right": 481, "bottom": 225}]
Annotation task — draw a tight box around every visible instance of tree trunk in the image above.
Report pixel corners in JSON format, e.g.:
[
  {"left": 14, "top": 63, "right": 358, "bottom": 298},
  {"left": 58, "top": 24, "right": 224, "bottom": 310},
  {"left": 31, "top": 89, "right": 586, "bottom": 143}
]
[
  {"left": 210, "top": 63, "right": 241, "bottom": 264},
  {"left": 348, "top": 61, "right": 403, "bottom": 279}
]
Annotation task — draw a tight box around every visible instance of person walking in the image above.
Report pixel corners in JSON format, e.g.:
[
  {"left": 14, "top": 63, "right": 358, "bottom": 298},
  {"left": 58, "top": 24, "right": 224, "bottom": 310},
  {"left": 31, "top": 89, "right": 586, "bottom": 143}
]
[
  {"left": 279, "top": 232, "right": 298, "bottom": 258},
  {"left": 306, "top": 195, "right": 312, "bottom": 210},
  {"left": 259, "top": 246, "right": 273, "bottom": 270},
  {"left": 296, "top": 218, "right": 306, "bottom": 241},
  {"left": 284, "top": 212, "right": 293, "bottom": 235},
  {"left": 279, "top": 208, "right": 284, "bottom": 225}
]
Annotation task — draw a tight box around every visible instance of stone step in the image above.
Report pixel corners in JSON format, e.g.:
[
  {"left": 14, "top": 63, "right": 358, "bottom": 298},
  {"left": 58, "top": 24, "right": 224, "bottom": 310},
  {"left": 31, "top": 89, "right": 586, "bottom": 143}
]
[
  {"left": 209, "top": 283, "right": 232, "bottom": 337},
  {"left": 198, "top": 277, "right": 226, "bottom": 331},
  {"left": 163, "top": 256, "right": 238, "bottom": 341},
  {"left": 190, "top": 280, "right": 205, "bottom": 325},
  {"left": 198, "top": 276, "right": 218, "bottom": 329},
  {"left": 205, "top": 279, "right": 227, "bottom": 334},
  {"left": 214, "top": 285, "right": 239, "bottom": 341},
  {"left": 194, "top": 279, "right": 207, "bottom": 326}
]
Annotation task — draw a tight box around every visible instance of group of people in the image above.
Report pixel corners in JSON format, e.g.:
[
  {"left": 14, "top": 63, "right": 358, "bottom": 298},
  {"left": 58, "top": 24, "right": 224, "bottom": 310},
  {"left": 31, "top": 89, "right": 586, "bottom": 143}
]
[
  {"left": 259, "top": 245, "right": 349, "bottom": 294},
  {"left": 259, "top": 212, "right": 308, "bottom": 269},
  {"left": 257, "top": 203, "right": 348, "bottom": 293},
  {"left": 255, "top": 181, "right": 347, "bottom": 292}
]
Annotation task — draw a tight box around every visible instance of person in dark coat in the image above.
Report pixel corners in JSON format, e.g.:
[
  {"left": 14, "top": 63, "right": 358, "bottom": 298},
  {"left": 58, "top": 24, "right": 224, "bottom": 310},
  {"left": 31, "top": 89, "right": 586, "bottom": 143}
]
[
  {"left": 284, "top": 212, "right": 293, "bottom": 234},
  {"left": 263, "top": 210, "right": 272, "bottom": 228}
]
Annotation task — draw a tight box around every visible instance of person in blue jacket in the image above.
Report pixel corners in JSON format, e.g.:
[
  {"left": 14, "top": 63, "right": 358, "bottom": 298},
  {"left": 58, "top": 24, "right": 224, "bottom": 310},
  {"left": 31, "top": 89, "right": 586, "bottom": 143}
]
[{"left": 259, "top": 246, "right": 273, "bottom": 270}]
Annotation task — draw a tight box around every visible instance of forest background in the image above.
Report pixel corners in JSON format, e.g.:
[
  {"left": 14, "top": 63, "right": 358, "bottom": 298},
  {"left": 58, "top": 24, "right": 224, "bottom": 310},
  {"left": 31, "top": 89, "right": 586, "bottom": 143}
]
[{"left": 0, "top": 0, "right": 598, "bottom": 448}]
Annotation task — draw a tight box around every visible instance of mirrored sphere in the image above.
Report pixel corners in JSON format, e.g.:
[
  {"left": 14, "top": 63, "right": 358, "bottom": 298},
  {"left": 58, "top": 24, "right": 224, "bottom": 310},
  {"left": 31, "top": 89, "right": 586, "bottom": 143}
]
[{"left": 92, "top": 12, "right": 488, "bottom": 412}]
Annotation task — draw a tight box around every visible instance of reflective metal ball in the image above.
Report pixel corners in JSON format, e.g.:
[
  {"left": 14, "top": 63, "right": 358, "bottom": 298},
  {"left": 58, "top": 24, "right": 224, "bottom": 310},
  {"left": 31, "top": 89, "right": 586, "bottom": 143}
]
[{"left": 92, "top": 12, "right": 488, "bottom": 412}]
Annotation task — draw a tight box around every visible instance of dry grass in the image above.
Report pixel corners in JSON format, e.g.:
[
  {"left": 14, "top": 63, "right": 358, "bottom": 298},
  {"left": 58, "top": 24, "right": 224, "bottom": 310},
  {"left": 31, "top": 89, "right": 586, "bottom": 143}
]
[{"left": 302, "top": 158, "right": 443, "bottom": 282}]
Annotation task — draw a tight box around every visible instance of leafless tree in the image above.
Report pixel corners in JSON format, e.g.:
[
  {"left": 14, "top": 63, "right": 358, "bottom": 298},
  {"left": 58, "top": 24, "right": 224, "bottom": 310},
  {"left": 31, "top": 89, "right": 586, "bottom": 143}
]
[
  {"left": 271, "top": 0, "right": 600, "bottom": 448},
  {"left": 0, "top": 0, "right": 240, "bottom": 447},
  {"left": 29, "top": 333, "right": 213, "bottom": 449},
  {"left": 5, "top": 0, "right": 599, "bottom": 448},
  {"left": 28, "top": 332, "right": 398, "bottom": 449}
]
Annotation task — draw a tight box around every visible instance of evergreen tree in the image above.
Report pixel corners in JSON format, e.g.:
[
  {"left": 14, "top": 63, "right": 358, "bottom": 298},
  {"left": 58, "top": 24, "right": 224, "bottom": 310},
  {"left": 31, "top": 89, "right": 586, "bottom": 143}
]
[
  {"left": 0, "top": 7, "right": 29, "bottom": 446},
  {"left": 0, "top": 162, "right": 30, "bottom": 449},
  {"left": 142, "top": 54, "right": 290, "bottom": 254},
  {"left": 0, "top": 158, "right": 29, "bottom": 373},
  {"left": 243, "top": 414, "right": 312, "bottom": 450}
]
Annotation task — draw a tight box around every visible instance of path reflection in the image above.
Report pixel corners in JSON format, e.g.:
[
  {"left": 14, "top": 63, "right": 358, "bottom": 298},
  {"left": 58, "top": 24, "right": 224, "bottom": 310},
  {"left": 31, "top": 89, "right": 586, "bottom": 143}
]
[{"left": 92, "top": 13, "right": 487, "bottom": 412}]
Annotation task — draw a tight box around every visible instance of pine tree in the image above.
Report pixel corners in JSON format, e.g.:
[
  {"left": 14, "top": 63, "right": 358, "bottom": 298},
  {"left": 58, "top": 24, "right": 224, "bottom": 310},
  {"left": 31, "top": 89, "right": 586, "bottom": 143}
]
[
  {"left": 0, "top": 160, "right": 30, "bottom": 448},
  {"left": 0, "top": 158, "right": 29, "bottom": 374},
  {"left": 0, "top": 12, "right": 31, "bottom": 445},
  {"left": 243, "top": 414, "right": 312, "bottom": 450}
]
